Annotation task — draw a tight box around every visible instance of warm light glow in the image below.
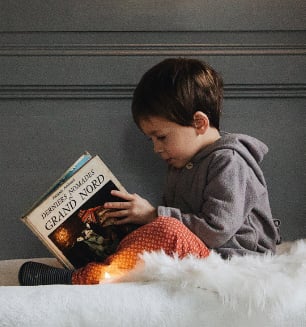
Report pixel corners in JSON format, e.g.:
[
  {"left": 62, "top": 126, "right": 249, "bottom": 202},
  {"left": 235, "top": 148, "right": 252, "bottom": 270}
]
[
  {"left": 104, "top": 272, "right": 111, "bottom": 279},
  {"left": 100, "top": 266, "right": 127, "bottom": 283}
]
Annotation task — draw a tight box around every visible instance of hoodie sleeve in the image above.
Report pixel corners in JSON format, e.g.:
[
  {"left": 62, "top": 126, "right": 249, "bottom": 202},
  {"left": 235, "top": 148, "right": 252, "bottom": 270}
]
[{"left": 158, "top": 149, "right": 258, "bottom": 249}]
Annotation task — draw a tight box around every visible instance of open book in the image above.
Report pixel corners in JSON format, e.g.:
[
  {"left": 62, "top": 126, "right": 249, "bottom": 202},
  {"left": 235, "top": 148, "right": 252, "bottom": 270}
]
[{"left": 21, "top": 152, "right": 137, "bottom": 269}]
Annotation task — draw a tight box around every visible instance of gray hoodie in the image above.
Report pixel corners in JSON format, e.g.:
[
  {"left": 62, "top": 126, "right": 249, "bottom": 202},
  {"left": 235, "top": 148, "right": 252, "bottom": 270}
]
[{"left": 157, "top": 132, "right": 281, "bottom": 258}]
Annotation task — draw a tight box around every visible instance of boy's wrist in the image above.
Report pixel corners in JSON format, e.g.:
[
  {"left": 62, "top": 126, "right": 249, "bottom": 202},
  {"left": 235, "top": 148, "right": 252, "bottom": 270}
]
[{"left": 145, "top": 207, "right": 157, "bottom": 224}]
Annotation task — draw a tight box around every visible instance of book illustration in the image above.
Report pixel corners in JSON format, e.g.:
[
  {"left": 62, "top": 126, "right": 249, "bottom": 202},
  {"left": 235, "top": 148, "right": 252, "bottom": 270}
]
[
  {"left": 48, "top": 180, "right": 137, "bottom": 268},
  {"left": 22, "top": 154, "right": 138, "bottom": 270},
  {"left": 78, "top": 206, "right": 118, "bottom": 227}
]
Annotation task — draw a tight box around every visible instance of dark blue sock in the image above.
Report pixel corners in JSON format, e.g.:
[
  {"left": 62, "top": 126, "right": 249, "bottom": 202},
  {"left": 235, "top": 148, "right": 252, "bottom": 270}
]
[{"left": 18, "top": 261, "right": 73, "bottom": 285}]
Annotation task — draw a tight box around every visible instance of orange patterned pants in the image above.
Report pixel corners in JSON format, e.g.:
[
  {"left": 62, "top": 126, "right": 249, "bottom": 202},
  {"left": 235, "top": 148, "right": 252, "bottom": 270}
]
[{"left": 72, "top": 216, "right": 210, "bottom": 284}]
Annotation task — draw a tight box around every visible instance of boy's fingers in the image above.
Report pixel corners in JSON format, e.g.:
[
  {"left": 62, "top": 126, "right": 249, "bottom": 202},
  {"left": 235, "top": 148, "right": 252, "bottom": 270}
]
[
  {"left": 115, "top": 217, "right": 131, "bottom": 225},
  {"left": 104, "top": 201, "right": 130, "bottom": 209},
  {"left": 106, "top": 209, "right": 128, "bottom": 218},
  {"left": 110, "top": 190, "right": 135, "bottom": 201}
]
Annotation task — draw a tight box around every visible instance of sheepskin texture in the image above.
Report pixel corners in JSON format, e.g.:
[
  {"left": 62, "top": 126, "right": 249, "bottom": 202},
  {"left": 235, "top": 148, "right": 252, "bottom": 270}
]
[
  {"left": 121, "top": 239, "right": 306, "bottom": 321},
  {"left": 0, "top": 239, "right": 305, "bottom": 327}
]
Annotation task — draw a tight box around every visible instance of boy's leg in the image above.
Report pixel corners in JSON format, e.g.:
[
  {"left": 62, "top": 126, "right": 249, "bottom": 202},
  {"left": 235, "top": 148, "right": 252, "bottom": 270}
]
[
  {"left": 72, "top": 216, "right": 210, "bottom": 284},
  {"left": 19, "top": 217, "right": 210, "bottom": 285}
]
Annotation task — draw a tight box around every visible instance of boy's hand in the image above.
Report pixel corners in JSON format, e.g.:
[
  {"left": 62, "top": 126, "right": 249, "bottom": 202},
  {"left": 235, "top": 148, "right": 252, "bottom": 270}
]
[{"left": 103, "top": 190, "right": 157, "bottom": 225}]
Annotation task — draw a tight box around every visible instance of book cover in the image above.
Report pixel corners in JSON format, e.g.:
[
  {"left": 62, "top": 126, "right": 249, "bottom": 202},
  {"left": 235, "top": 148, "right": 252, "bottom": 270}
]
[{"left": 21, "top": 153, "right": 137, "bottom": 270}]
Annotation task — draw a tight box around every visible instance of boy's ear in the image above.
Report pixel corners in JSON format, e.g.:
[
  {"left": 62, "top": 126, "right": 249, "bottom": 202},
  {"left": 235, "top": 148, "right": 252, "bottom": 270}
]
[{"left": 193, "top": 111, "right": 209, "bottom": 134}]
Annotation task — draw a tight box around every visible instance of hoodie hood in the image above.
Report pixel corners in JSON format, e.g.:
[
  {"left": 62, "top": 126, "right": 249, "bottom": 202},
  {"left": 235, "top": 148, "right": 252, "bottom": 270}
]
[{"left": 192, "top": 132, "right": 269, "bottom": 185}]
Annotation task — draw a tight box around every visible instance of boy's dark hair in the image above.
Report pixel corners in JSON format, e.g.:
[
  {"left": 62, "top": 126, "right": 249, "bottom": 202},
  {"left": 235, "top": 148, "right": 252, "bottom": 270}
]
[{"left": 132, "top": 58, "right": 223, "bottom": 130}]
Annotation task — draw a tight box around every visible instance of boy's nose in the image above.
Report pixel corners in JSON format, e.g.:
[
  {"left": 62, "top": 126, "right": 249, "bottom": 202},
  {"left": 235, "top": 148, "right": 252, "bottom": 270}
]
[{"left": 153, "top": 141, "right": 163, "bottom": 153}]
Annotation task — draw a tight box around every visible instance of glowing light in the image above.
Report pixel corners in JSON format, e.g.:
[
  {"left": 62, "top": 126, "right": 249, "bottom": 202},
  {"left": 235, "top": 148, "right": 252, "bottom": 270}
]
[
  {"left": 101, "top": 267, "right": 126, "bottom": 283},
  {"left": 104, "top": 272, "right": 111, "bottom": 279}
]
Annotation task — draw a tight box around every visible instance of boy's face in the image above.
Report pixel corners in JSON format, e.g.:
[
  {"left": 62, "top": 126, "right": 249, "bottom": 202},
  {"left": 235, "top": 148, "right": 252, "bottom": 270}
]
[{"left": 139, "top": 116, "right": 202, "bottom": 168}]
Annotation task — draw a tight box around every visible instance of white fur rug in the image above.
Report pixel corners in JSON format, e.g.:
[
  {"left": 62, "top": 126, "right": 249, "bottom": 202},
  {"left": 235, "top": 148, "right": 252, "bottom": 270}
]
[
  {"left": 0, "top": 239, "right": 305, "bottom": 327},
  {"left": 121, "top": 239, "right": 306, "bottom": 321}
]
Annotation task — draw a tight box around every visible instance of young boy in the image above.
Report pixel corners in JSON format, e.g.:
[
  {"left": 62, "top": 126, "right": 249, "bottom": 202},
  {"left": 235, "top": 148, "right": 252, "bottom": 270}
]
[
  {"left": 19, "top": 58, "right": 280, "bottom": 285},
  {"left": 103, "top": 57, "right": 281, "bottom": 259}
]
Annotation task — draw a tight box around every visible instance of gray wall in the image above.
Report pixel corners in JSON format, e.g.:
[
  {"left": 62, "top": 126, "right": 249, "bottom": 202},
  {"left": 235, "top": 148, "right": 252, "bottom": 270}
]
[{"left": 0, "top": 1, "right": 305, "bottom": 260}]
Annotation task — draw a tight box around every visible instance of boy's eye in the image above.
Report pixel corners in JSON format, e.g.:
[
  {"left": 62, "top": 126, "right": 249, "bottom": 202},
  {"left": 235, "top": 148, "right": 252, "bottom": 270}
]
[{"left": 147, "top": 135, "right": 167, "bottom": 142}]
